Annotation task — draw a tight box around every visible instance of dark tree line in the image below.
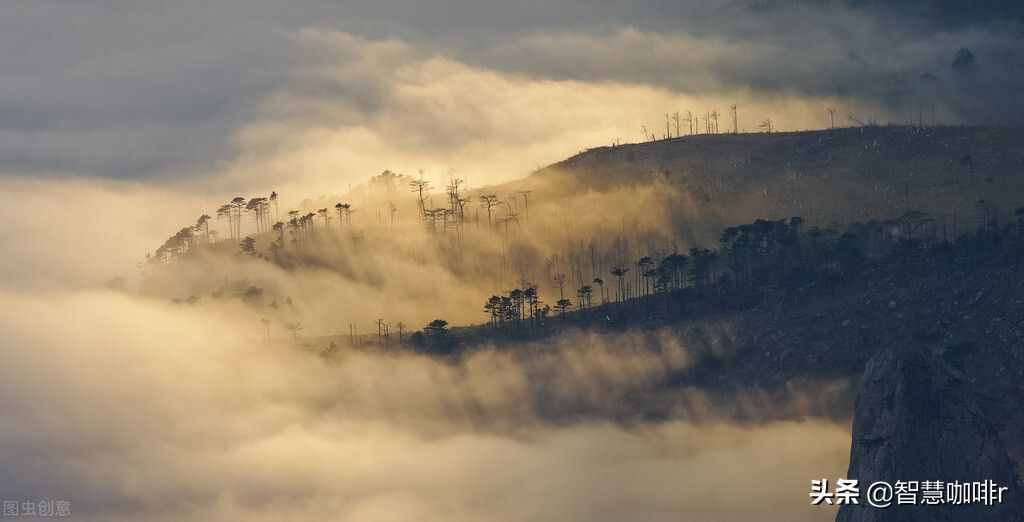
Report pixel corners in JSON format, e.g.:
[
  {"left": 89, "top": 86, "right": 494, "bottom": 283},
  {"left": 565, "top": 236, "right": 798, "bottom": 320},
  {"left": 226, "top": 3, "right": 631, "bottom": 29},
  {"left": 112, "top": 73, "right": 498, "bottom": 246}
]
[
  {"left": 460, "top": 203, "right": 1024, "bottom": 344},
  {"left": 143, "top": 189, "right": 364, "bottom": 268}
]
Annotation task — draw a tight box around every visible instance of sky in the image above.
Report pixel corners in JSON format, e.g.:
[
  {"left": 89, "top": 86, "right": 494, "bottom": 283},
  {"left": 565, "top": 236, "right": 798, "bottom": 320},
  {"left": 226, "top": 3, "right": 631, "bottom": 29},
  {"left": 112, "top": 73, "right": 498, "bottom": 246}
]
[{"left": 0, "top": 0, "right": 1020, "bottom": 193}]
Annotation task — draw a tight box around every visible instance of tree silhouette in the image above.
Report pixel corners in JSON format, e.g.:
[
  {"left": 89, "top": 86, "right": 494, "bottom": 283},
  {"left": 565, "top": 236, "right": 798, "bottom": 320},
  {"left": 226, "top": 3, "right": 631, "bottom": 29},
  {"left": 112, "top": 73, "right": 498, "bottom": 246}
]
[
  {"left": 195, "top": 214, "right": 211, "bottom": 243},
  {"left": 610, "top": 266, "right": 629, "bottom": 302},
  {"left": 337, "top": 203, "right": 353, "bottom": 224},
  {"left": 555, "top": 298, "right": 572, "bottom": 316},
  {"left": 593, "top": 277, "right": 607, "bottom": 304},
  {"left": 230, "top": 197, "right": 247, "bottom": 240},
  {"left": 484, "top": 295, "right": 502, "bottom": 327},
  {"left": 657, "top": 254, "right": 688, "bottom": 292},
  {"left": 509, "top": 288, "right": 525, "bottom": 324},
  {"left": 577, "top": 285, "right": 592, "bottom": 310},
  {"left": 240, "top": 236, "right": 256, "bottom": 256},
  {"left": 425, "top": 319, "right": 449, "bottom": 336},
  {"left": 247, "top": 197, "right": 269, "bottom": 233},
  {"left": 638, "top": 256, "right": 654, "bottom": 296},
  {"left": 480, "top": 194, "right": 500, "bottom": 228},
  {"left": 524, "top": 286, "right": 539, "bottom": 324},
  {"left": 423, "top": 319, "right": 451, "bottom": 350},
  {"left": 216, "top": 204, "right": 233, "bottom": 240},
  {"left": 409, "top": 175, "right": 431, "bottom": 222}
]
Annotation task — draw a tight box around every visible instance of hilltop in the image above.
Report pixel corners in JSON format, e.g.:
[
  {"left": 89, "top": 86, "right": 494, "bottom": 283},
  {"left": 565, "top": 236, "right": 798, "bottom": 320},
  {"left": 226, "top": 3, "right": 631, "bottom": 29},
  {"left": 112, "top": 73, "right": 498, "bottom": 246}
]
[{"left": 491, "top": 125, "right": 1024, "bottom": 233}]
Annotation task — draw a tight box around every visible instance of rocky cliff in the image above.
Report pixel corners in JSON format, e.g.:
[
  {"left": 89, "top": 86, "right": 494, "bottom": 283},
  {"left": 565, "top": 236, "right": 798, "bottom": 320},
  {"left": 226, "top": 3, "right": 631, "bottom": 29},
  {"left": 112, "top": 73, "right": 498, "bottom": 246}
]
[{"left": 837, "top": 346, "right": 1023, "bottom": 521}]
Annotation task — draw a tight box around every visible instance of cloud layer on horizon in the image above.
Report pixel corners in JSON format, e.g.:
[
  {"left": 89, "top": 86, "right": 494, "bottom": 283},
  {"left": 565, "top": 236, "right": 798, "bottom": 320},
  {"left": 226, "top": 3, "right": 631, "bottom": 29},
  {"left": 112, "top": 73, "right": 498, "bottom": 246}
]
[
  {"left": 0, "top": 0, "right": 1020, "bottom": 187},
  {"left": 0, "top": 286, "right": 851, "bottom": 522}
]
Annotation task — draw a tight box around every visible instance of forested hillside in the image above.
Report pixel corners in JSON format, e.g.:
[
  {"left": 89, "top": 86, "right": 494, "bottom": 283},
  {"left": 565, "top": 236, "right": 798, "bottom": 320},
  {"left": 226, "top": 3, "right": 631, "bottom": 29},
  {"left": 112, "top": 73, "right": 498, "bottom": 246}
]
[{"left": 140, "top": 125, "right": 1024, "bottom": 337}]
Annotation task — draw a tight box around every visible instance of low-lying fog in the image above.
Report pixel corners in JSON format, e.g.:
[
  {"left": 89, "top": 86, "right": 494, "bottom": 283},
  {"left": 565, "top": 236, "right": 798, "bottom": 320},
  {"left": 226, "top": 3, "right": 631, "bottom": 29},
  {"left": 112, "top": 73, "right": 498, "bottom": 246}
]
[{"left": 0, "top": 176, "right": 850, "bottom": 521}]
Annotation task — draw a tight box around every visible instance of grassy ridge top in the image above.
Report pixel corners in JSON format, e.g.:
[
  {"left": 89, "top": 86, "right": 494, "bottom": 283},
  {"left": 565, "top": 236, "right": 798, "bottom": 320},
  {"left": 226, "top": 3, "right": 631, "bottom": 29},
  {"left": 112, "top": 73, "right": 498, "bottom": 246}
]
[{"left": 510, "top": 125, "right": 1024, "bottom": 229}]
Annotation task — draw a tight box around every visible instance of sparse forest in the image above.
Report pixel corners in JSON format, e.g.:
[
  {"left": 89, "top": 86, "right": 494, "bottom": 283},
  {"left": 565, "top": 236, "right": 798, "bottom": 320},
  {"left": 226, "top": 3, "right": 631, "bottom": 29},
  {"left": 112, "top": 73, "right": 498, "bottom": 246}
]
[{"left": 139, "top": 126, "right": 1024, "bottom": 361}]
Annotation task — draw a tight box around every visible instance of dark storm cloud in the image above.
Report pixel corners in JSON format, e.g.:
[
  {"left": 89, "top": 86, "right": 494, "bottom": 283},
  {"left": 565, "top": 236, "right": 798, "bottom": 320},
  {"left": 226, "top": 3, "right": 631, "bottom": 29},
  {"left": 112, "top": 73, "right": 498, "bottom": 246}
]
[
  {"left": 0, "top": 1, "right": 306, "bottom": 177},
  {"left": 847, "top": 0, "right": 1024, "bottom": 27},
  {"left": 0, "top": 0, "right": 1020, "bottom": 179},
  {"left": 462, "top": 2, "right": 1024, "bottom": 124}
]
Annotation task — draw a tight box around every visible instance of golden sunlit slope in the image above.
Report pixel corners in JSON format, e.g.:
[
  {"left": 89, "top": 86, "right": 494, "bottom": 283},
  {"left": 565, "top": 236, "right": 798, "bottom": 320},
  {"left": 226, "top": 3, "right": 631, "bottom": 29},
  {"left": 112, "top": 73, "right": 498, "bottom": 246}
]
[{"left": 487, "top": 125, "right": 1024, "bottom": 231}]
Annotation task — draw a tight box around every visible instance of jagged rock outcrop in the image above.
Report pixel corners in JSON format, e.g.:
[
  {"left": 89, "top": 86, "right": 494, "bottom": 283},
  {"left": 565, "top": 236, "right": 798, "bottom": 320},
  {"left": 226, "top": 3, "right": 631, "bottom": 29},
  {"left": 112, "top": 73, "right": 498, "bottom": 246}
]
[{"left": 837, "top": 346, "right": 1023, "bottom": 522}]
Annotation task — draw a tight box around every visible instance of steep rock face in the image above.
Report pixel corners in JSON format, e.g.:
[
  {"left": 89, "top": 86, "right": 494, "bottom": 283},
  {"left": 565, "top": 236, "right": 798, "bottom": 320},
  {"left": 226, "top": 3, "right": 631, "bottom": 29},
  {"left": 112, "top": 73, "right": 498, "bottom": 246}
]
[{"left": 837, "top": 347, "right": 1023, "bottom": 522}]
